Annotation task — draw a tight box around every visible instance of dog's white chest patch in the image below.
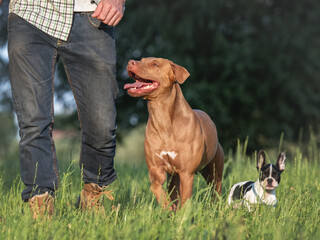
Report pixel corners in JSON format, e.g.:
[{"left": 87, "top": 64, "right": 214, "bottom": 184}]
[{"left": 156, "top": 151, "right": 178, "bottom": 161}]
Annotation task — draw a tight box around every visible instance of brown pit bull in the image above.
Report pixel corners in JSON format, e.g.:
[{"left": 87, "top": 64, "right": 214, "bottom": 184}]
[{"left": 124, "top": 57, "right": 224, "bottom": 210}]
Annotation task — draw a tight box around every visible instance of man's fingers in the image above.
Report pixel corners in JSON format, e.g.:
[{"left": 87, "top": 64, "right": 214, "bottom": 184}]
[
  {"left": 92, "top": 0, "right": 124, "bottom": 26},
  {"left": 113, "top": 18, "right": 122, "bottom": 26},
  {"left": 97, "top": 5, "right": 111, "bottom": 21},
  {"left": 92, "top": 3, "right": 103, "bottom": 18},
  {"left": 104, "top": 12, "right": 122, "bottom": 26},
  {"left": 102, "top": 9, "right": 118, "bottom": 25}
]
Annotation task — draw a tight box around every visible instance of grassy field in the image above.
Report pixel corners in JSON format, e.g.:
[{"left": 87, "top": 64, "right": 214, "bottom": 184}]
[{"left": 0, "top": 128, "right": 319, "bottom": 239}]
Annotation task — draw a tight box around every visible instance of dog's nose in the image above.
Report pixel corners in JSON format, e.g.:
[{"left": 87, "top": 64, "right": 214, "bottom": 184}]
[{"left": 267, "top": 178, "right": 273, "bottom": 184}]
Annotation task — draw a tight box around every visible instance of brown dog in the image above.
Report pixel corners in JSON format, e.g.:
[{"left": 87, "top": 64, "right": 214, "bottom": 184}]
[{"left": 124, "top": 57, "right": 224, "bottom": 210}]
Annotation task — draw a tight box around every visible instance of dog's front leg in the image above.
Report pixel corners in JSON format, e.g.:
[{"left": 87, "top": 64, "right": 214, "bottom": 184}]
[
  {"left": 149, "top": 169, "right": 172, "bottom": 210},
  {"left": 179, "top": 173, "right": 194, "bottom": 207}
]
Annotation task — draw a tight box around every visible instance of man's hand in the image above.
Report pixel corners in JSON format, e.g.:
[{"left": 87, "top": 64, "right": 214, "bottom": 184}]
[{"left": 92, "top": 0, "right": 125, "bottom": 26}]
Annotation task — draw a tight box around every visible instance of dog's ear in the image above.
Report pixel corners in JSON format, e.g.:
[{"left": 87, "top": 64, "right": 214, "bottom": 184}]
[
  {"left": 257, "top": 150, "right": 266, "bottom": 171},
  {"left": 170, "top": 62, "right": 190, "bottom": 84},
  {"left": 276, "top": 152, "right": 286, "bottom": 173}
]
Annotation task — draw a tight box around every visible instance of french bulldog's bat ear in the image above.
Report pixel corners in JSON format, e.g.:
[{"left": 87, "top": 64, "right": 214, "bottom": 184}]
[
  {"left": 276, "top": 152, "right": 286, "bottom": 172},
  {"left": 257, "top": 150, "right": 266, "bottom": 171},
  {"left": 170, "top": 62, "right": 190, "bottom": 84}
]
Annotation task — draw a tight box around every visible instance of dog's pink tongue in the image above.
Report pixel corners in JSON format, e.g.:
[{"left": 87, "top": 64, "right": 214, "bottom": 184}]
[{"left": 124, "top": 82, "right": 148, "bottom": 89}]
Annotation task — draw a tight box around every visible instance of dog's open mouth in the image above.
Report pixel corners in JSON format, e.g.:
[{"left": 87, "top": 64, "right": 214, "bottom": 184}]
[{"left": 124, "top": 71, "right": 159, "bottom": 95}]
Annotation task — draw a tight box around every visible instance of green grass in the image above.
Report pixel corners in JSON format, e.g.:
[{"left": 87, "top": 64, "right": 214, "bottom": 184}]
[{"left": 0, "top": 130, "right": 319, "bottom": 239}]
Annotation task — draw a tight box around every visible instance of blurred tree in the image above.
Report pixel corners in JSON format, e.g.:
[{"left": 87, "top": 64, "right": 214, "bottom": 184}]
[
  {"left": 1, "top": 0, "right": 320, "bottom": 150},
  {"left": 0, "top": 0, "right": 11, "bottom": 110},
  {"left": 0, "top": 0, "right": 8, "bottom": 49},
  {"left": 115, "top": 0, "right": 320, "bottom": 149},
  {"left": 0, "top": 112, "right": 16, "bottom": 155}
]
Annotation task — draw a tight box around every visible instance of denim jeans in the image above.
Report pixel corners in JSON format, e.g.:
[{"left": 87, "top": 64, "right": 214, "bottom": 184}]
[{"left": 8, "top": 13, "right": 119, "bottom": 201}]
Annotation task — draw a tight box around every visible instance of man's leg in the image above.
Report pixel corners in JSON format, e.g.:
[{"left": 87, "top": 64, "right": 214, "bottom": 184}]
[
  {"left": 8, "top": 13, "right": 59, "bottom": 201},
  {"left": 58, "top": 13, "right": 118, "bottom": 187}
]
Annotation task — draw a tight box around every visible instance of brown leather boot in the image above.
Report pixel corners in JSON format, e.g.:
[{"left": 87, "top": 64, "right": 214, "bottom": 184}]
[
  {"left": 28, "top": 191, "right": 54, "bottom": 220},
  {"left": 79, "top": 183, "right": 114, "bottom": 213}
]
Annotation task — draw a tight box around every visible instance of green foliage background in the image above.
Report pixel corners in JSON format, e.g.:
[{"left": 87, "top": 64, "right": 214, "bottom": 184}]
[
  {"left": 115, "top": 0, "right": 320, "bottom": 149},
  {"left": 1, "top": 0, "right": 320, "bottom": 150}
]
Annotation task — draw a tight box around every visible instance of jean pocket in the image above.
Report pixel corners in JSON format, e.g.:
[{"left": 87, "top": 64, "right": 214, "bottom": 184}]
[
  {"left": 86, "top": 12, "right": 101, "bottom": 28},
  {"left": 86, "top": 13, "right": 115, "bottom": 39}
]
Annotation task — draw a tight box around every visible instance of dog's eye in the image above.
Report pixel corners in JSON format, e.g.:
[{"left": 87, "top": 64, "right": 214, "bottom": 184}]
[
  {"left": 272, "top": 172, "right": 279, "bottom": 178},
  {"left": 152, "top": 63, "right": 158, "bottom": 67}
]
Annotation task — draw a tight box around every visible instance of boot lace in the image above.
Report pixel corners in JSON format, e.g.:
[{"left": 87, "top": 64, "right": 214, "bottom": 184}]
[{"left": 90, "top": 186, "right": 114, "bottom": 206}]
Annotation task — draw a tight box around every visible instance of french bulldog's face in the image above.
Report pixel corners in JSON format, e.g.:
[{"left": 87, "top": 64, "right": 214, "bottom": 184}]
[
  {"left": 259, "top": 164, "right": 282, "bottom": 190},
  {"left": 257, "top": 150, "right": 286, "bottom": 190}
]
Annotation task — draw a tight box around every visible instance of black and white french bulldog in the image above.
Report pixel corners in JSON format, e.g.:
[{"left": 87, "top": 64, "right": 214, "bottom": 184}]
[{"left": 228, "top": 150, "right": 286, "bottom": 210}]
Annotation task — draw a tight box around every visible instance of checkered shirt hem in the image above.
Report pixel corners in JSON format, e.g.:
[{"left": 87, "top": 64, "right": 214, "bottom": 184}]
[{"left": 9, "top": 0, "right": 74, "bottom": 41}]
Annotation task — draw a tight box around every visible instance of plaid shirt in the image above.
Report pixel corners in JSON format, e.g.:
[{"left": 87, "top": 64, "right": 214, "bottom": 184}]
[{"left": 9, "top": 0, "right": 74, "bottom": 41}]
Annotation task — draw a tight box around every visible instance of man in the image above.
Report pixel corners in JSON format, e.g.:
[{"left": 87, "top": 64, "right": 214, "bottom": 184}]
[{"left": 7, "top": 0, "right": 126, "bottom": 219}]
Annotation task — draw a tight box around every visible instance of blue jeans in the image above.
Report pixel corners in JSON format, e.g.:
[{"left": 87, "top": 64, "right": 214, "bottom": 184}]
[{"left": 8, "top": 13, "right": 119, "bottom": 201}]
